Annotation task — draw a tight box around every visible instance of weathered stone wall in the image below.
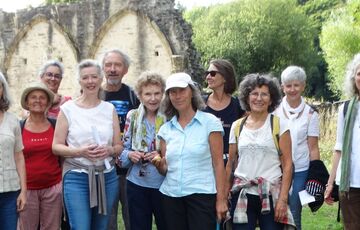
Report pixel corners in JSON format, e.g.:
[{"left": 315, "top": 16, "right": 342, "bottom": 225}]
[{"left": 0, "top": 0, "right": 202, "bottom": 115}]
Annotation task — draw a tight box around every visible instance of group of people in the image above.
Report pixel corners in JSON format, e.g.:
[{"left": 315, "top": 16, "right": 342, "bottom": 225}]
[{"left": 0, "top": 48, "right": 360, "bottom": 230}]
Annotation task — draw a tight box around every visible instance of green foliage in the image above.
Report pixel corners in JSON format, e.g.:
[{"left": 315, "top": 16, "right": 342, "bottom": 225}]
[
  {"left": 185, "top": 0, "right": 319, "bottom": 94},
  {"left": 320, "top": 0, "right": 360, "bottom": 99}
]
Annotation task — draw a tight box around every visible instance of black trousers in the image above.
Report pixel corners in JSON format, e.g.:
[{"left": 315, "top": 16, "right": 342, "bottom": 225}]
[{"left": 162, "top": 193, "right": 216, "bottom": 230}]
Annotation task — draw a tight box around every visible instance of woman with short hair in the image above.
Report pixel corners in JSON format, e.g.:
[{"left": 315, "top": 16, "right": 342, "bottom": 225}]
[
  {"left": 52, "top": 59, "right": 122, "bottom": 229},
  {"left": 225, "top": 73, "right": 295, "bottom": 230},
  {"left": 273, "top": 65, "right": 320, "bottom": 229},
  {"left": 120, "top": 71, "right": 167, "bottom": 230}
]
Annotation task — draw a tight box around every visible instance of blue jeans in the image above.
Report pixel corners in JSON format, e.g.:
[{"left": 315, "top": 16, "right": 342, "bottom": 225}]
[
  {"left": 0, "top": 190, "right": 20, "bottom": 230},
  {"left": 127, "top": 180, "right": 166, "bottom": 230},
  {"left": 230, "top": 192, "right": 283, "bottom": 230},
  {"left": 289, "top": 170, "right": 308, "bottom": 230},
  {"left": 63, "top": 169, "right": 119, "bottom": 230}
]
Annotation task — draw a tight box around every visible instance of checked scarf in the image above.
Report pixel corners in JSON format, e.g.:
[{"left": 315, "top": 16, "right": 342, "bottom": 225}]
[{"left": 230, "top": 176, "right": 296, "bottom": 229}]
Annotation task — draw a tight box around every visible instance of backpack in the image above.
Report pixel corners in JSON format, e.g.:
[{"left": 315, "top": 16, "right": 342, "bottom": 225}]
[{"left": 233, "top": 114, "right": 281, "bottom": 155}]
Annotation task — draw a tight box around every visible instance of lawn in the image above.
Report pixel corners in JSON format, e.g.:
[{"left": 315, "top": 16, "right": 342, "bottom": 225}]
[{"left": 117, "top": 202, "right": 343, "bottom": 229}]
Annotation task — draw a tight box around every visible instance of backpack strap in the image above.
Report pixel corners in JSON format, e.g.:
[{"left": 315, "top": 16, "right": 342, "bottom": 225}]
[
  {"left": 234, "top": 116, "right": 248, "bottom": 145},
  {"left": 270, "top": 114, "right": 281, "bottom": 156},
  {"left": 343, "top": 100, "right": 350, "bottom": 118},
  {"left": 20, "top": 118, "right": 56, "bottom": 133}
]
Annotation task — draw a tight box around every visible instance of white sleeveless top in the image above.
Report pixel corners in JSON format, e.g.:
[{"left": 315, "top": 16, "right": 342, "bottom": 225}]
[{"left": 61, "top": 100, "right": 114, "bottom": 167}]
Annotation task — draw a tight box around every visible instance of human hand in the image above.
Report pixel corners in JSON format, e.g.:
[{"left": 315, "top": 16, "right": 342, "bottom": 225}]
[
  {"left": 128, "top": 151, "right": 145, "bottom": 164},
  {"left": 17, "top": 190, "right": 26, "bottom": 212},
  {"left": 216, "top": 198, "right": 228, "bottom": 222},
  {"left": 274, "top": 198, "right": 288, "bottom": 222},
  {"left": 324, "top": 184, "right": 334, "bottom": 205},
  {"left": 143, "top": 151, "right": 158, "bottom": 162},
  {"left": 151, "top": 153, "right": 167, "bottom": 175}
]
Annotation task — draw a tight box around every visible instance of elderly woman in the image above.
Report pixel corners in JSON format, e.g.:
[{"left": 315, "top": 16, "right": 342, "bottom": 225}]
[
  {"left": 52, "top": 59, "right": 122, "bottom": 229},
  {"left": 0, "top": 72, "right": 26, "bottom": 230},
  {"left": 225, "top": 73, "right": 295, "bottom": 230},
  {"left": 39, "top": 60, "right": 71, "bottom": 119},
  {"left": 325, "top": 53, "right": 360, "bottom": 230},
  {"left": 18, "top": 82, "right": 62, "bottom": 230},
  {"left": 152, "top": 72, "right": 227, "bottom": 230},
  {"left": 273, "top": 66, "right": 320, "bottom": 229},
  {"left": 204, "top": 59, "right": 245, "bottom": 165},
  {"left": 119, "top": 71, "right": 166, "bottom": 230}
]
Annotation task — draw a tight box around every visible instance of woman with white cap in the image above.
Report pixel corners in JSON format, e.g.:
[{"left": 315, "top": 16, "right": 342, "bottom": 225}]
[
  {"left": 18, "top": 82, "right": 63, "bottom": 230},
  {"left": 152, "top": 72, "right": 227, "bottom": 230}
]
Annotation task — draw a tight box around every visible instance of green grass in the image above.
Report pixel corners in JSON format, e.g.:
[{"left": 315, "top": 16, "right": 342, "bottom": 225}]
[
  {"left": 117, "top": 203, "right": 343, "bottom": 229},
  {"left": 303, "top": 204, "right": 343, "bottom": 230}
]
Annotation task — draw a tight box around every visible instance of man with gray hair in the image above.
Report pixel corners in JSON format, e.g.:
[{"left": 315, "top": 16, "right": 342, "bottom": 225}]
[{"left": 102, "top": 49, "right": 139, "bottom": 230}]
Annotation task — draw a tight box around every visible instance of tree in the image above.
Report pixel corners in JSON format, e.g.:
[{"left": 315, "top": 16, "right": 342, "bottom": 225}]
[
  {"left": 320, "top": 0, "right": 360, "bottom": 98},
  {"left": 185, "top": 0, "right": 319, "bottom": 98}
]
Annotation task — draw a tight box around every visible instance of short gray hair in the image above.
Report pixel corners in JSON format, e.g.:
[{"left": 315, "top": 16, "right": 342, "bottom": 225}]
[
  {"left": 38, "top": 60, "right": 64, "bottom": 78},
  {"left": 0, "top": 72, "right": 12, "bottom": 111},
  {"left": 344, "top": 53, "right": 360, "bottom": 97},
  {"left": 162, "top": 83, "right": 205, "bottom": 119},
  {"left": 76, "top": 59, "right": 103, "bottom": 81},
  {"left": 101, "top": 49, "right": 131, "bottom": 69},
  {"left": 134, "top": 71, "right": 165, "bottom": 97},
  {"left": 280, "top": 65, "right": 306, "bottom": 84}
]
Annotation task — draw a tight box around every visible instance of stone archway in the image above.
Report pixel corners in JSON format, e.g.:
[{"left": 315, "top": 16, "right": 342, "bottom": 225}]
[
  {"left": 5, "top": 15, "right": 80, "bottom": 115},
  {"left": 90, "top": 10, "right": 173, "bottom": 86}
]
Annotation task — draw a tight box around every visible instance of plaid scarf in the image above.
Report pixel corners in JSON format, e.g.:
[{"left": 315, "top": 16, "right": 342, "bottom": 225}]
[
  {"left": 340, "top": 96, "right": 358, "bottom": 192},
  {"left": 230, "top": 176, "right": 296, "bottom": 229}
]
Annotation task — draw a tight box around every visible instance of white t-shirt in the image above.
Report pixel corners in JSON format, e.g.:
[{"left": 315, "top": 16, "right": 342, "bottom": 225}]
[
  {"left": 229, "top": 114, "right": 289, "bottom": 195},
  {"left": 61, "top": 100, "right": 114, "bottom": 167},
  {"left": 334, "top": 102, "right": 360, "bottom": 188},
  {"left": 274, "top": 103, "right": 319, "bottom": 172}
]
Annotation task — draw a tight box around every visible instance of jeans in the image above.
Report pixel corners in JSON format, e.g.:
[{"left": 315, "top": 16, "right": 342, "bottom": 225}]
[
  {"left": 0, "top": 190, "right": 19, "bottom": 230},
  {"left": 63, "top": 169, "right": 119, "bottom": 230},
  {"left": 127, "top": 180, "right": 166, "bottom": 230},
  {"left": 289, "top": 170, "right": 308, "bottom": 230},
  {"left": 230, "top": 192, "right": 283, "bottom": 230}
]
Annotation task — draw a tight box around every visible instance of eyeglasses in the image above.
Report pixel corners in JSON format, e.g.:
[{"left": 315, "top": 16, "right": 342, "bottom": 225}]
[
  {"left": 204, "top": 70, "right": 220, "bottom": 77},
  {"left": 44, "top": 72, "right": 62, "bottom": 80},
  {"left": 249, "top": 92, "right": 270, "bottom": 99}
]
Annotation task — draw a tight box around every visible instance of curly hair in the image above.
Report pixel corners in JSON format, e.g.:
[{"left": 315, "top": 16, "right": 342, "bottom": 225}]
[
  {"left": 209, "top": 59, "right": 237, "bottom": 94},
  {"left": 134, "top": 71, "right": 165, "bottom": 97},
  {"left": 0, "top": 72, "right": 12, "bottom": 111},
  {"left": 344, "top": 53, "right": 360, "bottom": 98},
  {"left": 162, "top": 84, "right": 205, "bottom": 119},
  {"left": 238, "top": 73, "right": 282, "bottom": 113}
]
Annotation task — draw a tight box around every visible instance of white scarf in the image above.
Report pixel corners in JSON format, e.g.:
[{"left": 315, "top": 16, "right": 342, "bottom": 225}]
[{"left": 282, "top": 96, "right": 306, "bottom": 160}]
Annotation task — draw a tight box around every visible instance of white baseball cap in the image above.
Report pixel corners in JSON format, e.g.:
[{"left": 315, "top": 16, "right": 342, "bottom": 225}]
[{"left": 165, "top": 72, "right": 194, "bottom": 91}]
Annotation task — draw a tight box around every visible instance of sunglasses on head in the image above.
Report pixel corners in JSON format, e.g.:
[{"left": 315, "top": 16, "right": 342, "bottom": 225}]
[{"left": 204, "top": 70, "right": 220, "bottom": 77}]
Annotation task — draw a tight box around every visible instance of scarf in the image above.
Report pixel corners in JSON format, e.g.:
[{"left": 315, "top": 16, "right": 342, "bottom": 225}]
[
  {"left": 229, "top": 176, "right": 296, "bottom": 229},
  {"left": 130, "top": 103, "right": 166, "bottom": 152},
  {"left": 282, "top": 96, "right": 306, "bottom": 160},
  {"left": 340, "top": 96, "right": 359, "bottom": 192}
]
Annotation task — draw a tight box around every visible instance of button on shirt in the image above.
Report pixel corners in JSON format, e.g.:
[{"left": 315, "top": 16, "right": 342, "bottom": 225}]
[{"left": 157, "top": 110, "right": 224, "bottom": 197}]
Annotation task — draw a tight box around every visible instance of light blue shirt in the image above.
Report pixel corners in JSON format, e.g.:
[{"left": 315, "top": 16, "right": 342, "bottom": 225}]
[
  {"left": 120, "top": 110, "right": 164, "bottom": 189},
  {"left": 157, "top": 110, "right": 224, "bottom": 197}
]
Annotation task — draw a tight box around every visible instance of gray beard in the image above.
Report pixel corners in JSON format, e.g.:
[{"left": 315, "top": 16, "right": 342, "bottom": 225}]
[{"left": 107, "top": 78, "right": 121, "bottom": 85}]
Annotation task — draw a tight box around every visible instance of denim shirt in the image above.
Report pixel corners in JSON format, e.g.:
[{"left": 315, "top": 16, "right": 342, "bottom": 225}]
[{"left": 157, "top": 110, "right": 224, "bottom": 197}]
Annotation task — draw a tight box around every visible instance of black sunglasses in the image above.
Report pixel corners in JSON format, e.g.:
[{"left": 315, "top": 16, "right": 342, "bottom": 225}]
[{"left": 204, "top": 70, "right": 220, "bottom": 77}]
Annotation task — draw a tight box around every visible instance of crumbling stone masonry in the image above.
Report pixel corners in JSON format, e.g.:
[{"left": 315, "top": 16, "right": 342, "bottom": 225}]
[{"left": 0, "top": 0, "right": 202, "bottom": 115}]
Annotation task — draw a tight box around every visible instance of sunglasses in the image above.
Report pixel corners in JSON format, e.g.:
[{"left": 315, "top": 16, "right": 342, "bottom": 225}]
[{"left": 204, "top": 70, "right": 220, "bottom": 77}]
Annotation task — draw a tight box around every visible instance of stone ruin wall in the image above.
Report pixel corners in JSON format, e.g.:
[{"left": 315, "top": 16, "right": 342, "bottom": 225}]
[{"left": 0, "top": 0, "right": 203, "bottom": 115}]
